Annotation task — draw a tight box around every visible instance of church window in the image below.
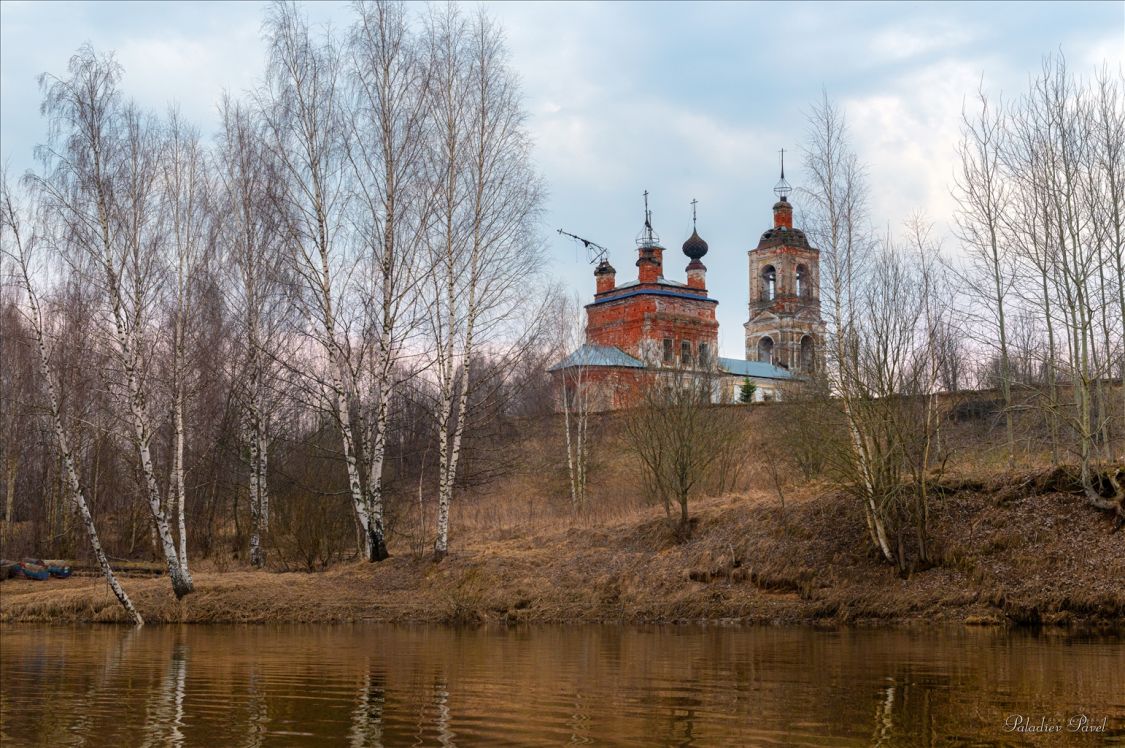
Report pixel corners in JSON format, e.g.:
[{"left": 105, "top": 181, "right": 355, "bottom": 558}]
[
  {"left": 758, "top": 336, "right": 774, "bottom": 364},
  {"left": 800, "top": 335, "right": 815, "bottom": 371},
  {"left": 699, "top": 342, "right": 710, "bottom": 366},
  {"left": 663, "top": 338, "right": 673, "bottom": 364},
  {"left": 762, "top": 265, "right": 777, "bottom": 300},
  {"left": 681, "top": 340, "right": 691, "bottom": 366},
  {"left": 796, "top": 264, "right": 808, "bottom": 298}
]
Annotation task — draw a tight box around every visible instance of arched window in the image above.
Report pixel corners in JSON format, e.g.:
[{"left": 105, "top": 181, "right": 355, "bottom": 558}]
[
  {"left": 800, "top": 335, "right": 815, "bottom": 372},
  {"left": 796, "top": 264, "right": 808, "bottom": 298},
  {"left": 757, "top": 336, "right": 774, "bottom": 364},
  {"left": 762, "top": 265, "right": 776, "bottom": 301}
]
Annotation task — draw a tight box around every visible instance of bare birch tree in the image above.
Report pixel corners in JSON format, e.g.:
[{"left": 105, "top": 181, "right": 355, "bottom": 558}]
[
  {"left": 217, "top": 97, "right": 283, "bottom": 568},
  {"left": 558, "top": 295, "right": 593, "bottom": 512},
  {"left": 260, "top": 2, "right": 379, "bottom": 560},
  {"left": 345, "top": 0, "right": 435, "bottom": 561},
  {"left": 1023, "top": 56, "right": 1122, "bottom": 513},
  {"left": 954, "top": 84, "right": 1017, "bottom": 468},
  {"left": 161, "top": 107, "right": 210, "bottom": 588},
  {"left": 32, "top": 48, "right": 193, "bottom": 597},
  {"left": 2, "top": 178, "right": 143, "bottom": 624},
  {"left": 423, "top": 6, "right": 543, "bottom": 560},
  {"left": 986, "top": 54, "right": 1124, "bottom": 519},
  {"left": 801, "top": 93, "right": 898, "bottom": 564}
]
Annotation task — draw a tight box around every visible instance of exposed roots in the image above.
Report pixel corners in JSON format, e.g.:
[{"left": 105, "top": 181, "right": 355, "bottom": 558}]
[{"left": 1082, "top": 467, "right": 1125, "bottom": 530}]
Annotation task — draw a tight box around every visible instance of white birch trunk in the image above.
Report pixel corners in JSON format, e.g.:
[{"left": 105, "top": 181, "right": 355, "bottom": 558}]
[
  {"left": 171, "top": 368, "right": 191, "bottom": 585},
  {"left": 364, "top": 374, "right": 391, "bottom": 561},
  {"left": 247, "top": 409, "right": 263, "bottom": 568},
  {"left": 6, "top": 200, "right": 142, "bottom": 624},
  {"left": 108, "top": 285, "right": 192, "bottom": 598}
]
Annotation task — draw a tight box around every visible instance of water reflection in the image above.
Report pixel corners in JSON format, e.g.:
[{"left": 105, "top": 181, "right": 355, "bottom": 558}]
[{"left": 0, "top": 625, "right": 1121, "bottom": 746}]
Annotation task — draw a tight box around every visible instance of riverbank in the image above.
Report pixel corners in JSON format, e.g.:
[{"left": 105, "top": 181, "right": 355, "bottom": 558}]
[{"left": 3, "top": 469, "right": 1122, "bottom": 628}]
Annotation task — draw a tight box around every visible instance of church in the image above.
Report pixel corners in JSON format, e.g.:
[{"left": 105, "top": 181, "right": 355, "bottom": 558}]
[{"left": 550, "top": 177, "right": 824, "bottom": 411}]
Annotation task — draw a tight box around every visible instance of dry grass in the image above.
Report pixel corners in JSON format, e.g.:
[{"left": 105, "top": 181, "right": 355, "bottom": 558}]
[
  {"left": 4, "top": 467, "right": 1123, "bottom": 629},
  {"left": 4, "top": 401, "right": 1122, "bottom": 628}
]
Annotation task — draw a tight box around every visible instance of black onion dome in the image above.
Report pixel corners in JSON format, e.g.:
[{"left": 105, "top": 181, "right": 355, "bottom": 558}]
[{"left": 682, "top": 229, "right": 709, "bottom": 260}]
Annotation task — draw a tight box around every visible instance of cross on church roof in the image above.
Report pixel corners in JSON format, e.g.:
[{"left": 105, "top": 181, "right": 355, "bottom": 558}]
[{"left": 637, "top": 189, "right": 660, "bottom": 247}]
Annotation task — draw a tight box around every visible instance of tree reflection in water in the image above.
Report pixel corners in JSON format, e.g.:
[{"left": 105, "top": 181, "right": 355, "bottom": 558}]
[{"left": 0, "top": 625, "right": 1121, "bottom": 746}]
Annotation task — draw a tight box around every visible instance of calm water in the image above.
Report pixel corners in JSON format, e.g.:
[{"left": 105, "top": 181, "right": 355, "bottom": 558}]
[{"left": 0, "top": 624, "right": 1122, "bottom": 746}]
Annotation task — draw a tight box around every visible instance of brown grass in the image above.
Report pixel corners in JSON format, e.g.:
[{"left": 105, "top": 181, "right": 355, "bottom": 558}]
[
  {"left": 5, "top": 400, "right": 1122, "bottom": 628},
  {"left": 4, "top": 466, "right": 1122, "bottom": 629}
]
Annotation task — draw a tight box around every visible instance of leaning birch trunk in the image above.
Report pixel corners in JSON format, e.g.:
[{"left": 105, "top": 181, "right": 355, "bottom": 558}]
[
  {"left": 108, "top": 284, "right": 192, "bottom": 599},
  {"left": 5, "top": 195, "right": 142, "bottom": 624},
  {"left": 40, "top": 339, "right": 143, "bottom": 625},
  {"left": 30, "top": 49, "right": 187, "bottom": 599},
  {"left": 802, "top": 92, "right": 896, "bottom": 566},
  {"left": 429, "top": 16, "right": 465, "bottom": 560},
  {"left": 164, "top": 112, "right": 204, "bottom": 589},
  {"left": 426, "top": 7, "right": 543, "bottom": 559},
  {"left": 440, "top": 240, "right": 479, "bottom": 558},
  {"left": 100, "top": 194, "right": 192, "bottom": 598}
]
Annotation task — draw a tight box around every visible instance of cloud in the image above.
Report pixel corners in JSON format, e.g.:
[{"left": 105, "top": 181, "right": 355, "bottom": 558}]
[
  {"left": 114, "top": 28, "right": 263, "bottom": 128},
  {"left": 868, "top": 21, "right": 978, "bottom": 64},
  {"left": 845, "top": 56, "right": 988, "bottom": 248},
  {"left": 4, "top": 0, "right": 1121, "bottom": 357}
]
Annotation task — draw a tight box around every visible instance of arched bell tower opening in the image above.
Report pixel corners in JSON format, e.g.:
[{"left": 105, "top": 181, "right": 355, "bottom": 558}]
[
  {"left": 800, "top": 335, "right": 815, "bottom": 372},
  {"left": 757, "top": 336, "right": 775, "bottom": 364},
  {"left": 743, "top": 150, "right": 824, "bottom": 372},
  {"left": 761, "top": 265, "right": 777, "bottom": 301}
]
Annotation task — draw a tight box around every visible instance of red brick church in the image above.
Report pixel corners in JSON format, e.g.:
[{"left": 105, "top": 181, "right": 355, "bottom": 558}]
[{"left": 551, "top": 184, "right": 821, "bottom": 410}]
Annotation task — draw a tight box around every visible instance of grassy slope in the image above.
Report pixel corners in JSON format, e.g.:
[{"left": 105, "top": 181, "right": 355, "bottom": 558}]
[{"left": 3, "top": 470, "right": 1122, "bottom": 627}]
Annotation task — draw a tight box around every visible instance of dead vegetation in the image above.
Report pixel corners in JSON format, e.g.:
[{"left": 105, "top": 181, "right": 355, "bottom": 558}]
[
  {"left": 3, "top": 397, "right": 1121, "bottom": 629},
  {"left": 3, "top": 463, "right": 1122, "bottom": 629}
]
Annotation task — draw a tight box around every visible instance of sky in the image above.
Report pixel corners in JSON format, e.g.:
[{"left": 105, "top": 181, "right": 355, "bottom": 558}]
[{"left": 2, "top": 0, "right": 1122, "bottom": 357}]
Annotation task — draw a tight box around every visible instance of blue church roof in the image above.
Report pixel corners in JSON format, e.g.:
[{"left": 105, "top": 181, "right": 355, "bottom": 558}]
[
  {"left": 718, "top": 357, "right": 794, "bottom": 380},
  {"left": 548, "top": 344, "right": 645, "bottom": 371}
]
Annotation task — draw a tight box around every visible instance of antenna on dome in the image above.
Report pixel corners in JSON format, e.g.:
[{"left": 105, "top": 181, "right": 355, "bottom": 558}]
[
  {"left": 773, "top": 148, "right": 791, "bottom": 200},
  {"left": 557, "top": 228, "right": 609, "bottom": 265}
]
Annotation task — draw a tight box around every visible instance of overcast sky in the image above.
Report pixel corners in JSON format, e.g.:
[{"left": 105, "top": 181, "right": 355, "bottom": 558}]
[{"left": 2, "top": 1, "right": 1121, "bottom": 356}]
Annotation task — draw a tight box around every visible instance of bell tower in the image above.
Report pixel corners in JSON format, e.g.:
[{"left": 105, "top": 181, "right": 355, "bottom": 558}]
[{"left": 743, "top": 151, "right": 824, "bottom": 373}]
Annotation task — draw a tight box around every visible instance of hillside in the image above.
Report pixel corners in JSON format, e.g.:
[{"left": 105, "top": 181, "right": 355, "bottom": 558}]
[{"left": 3, "top": 461, "right": 1122, "bottom": 628}]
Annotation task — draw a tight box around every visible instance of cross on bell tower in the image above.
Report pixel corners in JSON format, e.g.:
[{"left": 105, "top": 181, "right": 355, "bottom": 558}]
[{"left": 773, "top": 148, "right": 791, "bottom": 200}]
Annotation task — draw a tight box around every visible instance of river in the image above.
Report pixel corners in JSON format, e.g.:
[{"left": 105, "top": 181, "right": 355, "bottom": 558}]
[{"left": 0, "top": 624, "right": 1122, "bottom": 746}]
